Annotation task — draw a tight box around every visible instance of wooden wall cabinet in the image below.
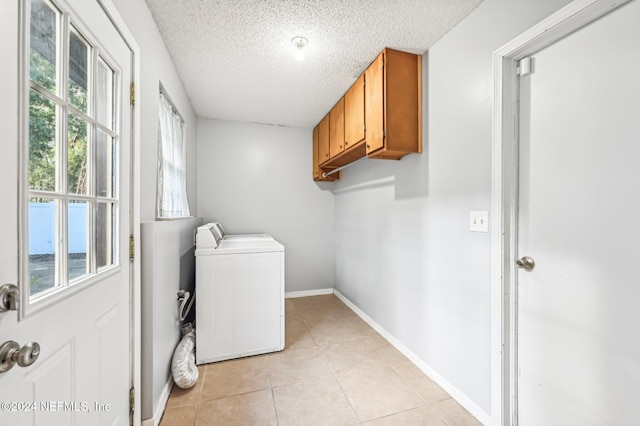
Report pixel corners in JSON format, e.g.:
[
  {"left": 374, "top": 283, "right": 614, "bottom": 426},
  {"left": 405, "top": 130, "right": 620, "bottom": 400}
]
[
  {"left": 312, "top": 47, "right": 421, "bottom": 181},
  {"left": 365, "top": 48, "right": 422, "bottom": 159}
]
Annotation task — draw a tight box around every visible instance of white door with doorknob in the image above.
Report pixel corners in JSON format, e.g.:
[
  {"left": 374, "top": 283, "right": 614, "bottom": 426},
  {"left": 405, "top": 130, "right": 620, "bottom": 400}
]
[
  {"left": 0, "top": 0, "right": 132, "bottom": 424},
  {"left": 515, "top": 1, "right": 640, "bottom": 424}
]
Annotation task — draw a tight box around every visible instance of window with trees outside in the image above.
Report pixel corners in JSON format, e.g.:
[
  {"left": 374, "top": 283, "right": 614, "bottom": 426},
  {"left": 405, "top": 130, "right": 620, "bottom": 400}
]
[{"left": 27, "top": 0, "right": 119, "bottom": 299}]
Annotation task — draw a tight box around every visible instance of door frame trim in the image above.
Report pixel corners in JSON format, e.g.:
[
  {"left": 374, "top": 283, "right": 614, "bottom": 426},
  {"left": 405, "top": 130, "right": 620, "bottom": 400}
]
[
  {"left": 95, "top": 1, "right": 142, "bottom": 424},
  {"left": 490, "top": 0, "right": 632, "bottom": 424}
]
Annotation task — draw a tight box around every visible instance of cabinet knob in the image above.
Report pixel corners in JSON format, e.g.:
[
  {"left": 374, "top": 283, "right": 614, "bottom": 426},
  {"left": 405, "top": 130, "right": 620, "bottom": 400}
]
[
  {"left": 339, "top": 145, "right": 342, "bottom": 149},
  {"left": 366, "top": 144, "right": 370, "bottom": 149}
]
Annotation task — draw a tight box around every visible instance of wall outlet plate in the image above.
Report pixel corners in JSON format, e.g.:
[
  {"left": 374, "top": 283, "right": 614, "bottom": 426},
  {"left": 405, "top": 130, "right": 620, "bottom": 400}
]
[{"left": 470, "top": 211, "right": 489, "bottom": 232}]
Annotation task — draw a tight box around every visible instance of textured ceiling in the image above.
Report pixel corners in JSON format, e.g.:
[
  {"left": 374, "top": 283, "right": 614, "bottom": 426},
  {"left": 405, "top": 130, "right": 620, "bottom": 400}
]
[{"left": 145, "top": 0, "right": 483, "bottom": 128}]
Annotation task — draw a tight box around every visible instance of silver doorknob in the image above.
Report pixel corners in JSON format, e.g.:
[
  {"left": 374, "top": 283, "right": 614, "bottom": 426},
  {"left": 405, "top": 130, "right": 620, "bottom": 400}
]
[
  {"left": 0, "top": 283, "right": 19, "bottom": 313},
  {"left": 516, "top": 256, "right": 535, "bottom": 271},
  {"left": 0, "top": 341, "right": 41, "bottom": 373},
  {"left": 17, "top": 342, "right": 41, "bottom": 367}
]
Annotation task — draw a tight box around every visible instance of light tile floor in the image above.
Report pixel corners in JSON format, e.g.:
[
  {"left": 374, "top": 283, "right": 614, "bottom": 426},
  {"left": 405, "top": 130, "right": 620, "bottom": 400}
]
[{"left": 160, "top": 295, "right": 481, "bottom": 426}]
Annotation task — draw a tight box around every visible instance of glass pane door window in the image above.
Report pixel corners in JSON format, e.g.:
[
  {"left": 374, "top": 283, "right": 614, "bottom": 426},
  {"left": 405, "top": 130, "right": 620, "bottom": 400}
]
[{"left": 27, "top": 0, "right": 119, "bottom": 299}]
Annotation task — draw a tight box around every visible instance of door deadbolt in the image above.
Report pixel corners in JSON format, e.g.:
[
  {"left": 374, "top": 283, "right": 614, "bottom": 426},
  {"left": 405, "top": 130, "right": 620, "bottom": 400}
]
[
  {"left": 0, "top": 283, "right": 19, "bottom": 313},
  {"left": 0, "top": 341, "right": 41, "bottom": 373},
  {"left": 516, "top": 256, "right": 535, "bottom": 271}
]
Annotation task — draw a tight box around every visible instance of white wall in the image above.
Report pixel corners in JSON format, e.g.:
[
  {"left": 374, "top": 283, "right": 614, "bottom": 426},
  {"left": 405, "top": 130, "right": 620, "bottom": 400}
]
[
  {"left": 140, "top": 217, "right": 203, "bottom": 422},
  {"left": 197, "top": 119, "right": 335, "bottom": 293},
  {"left": 112, "top": 0, "right": 197, "bottom": 222},
  {"left": 332, "top": 0, "right": 572, "bottom": 421}
]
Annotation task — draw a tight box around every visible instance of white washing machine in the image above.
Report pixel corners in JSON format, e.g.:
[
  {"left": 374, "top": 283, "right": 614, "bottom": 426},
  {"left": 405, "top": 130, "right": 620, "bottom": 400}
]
[{"left": 195, "top": 223, "right": 285, "bottom": 364}]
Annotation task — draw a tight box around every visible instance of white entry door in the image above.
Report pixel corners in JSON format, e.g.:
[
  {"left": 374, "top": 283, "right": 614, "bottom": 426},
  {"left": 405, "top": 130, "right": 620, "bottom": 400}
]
[
  {"left": 516, "top": 1, "right": 640, "bottom": 424},
  {"left": 0, "top": 0, "right": 132, "bottom": 425}
]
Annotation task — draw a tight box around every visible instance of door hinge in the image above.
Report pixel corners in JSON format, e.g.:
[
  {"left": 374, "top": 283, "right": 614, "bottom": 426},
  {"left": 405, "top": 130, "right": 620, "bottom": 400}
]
[
  {"left": 383, "top": 130, "right": 387, "bottom": 139},
  {"left": 129, "top": 235, "right": 135, "bottom": 261},
  {"left": 129, "top": 387, "right": 135, "bottom": 413},
  {"left": 130, "top": 83, "right": 135, "bottom": 105},
  {"left": 517, "top": 57, "right": 532, "bottom": 76}
]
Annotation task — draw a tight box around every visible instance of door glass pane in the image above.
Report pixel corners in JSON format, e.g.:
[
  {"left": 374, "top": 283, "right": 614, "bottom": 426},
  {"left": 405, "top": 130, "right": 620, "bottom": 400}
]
[
  {"left": 29, "top": 89, "right": 57, "bottom": 192},
  {"left": 96, "top": 130, "right": 114, "bottom": 197},
  {"left": 69, "top": 27, "right": 89, "bottom": 113},
  {"left": 26, "top": 0, "right": 123, "bottom": 300},
  {"left": 96, "top": 202, "right": 114, "bottom": 269},
  {"left": 29, "top": 197, "right": 58, "bottom": 296},
  {"left": 97, "top": 58, "right": 114, "bottom": 129},
  {"left": 68, "top": 113, "right": 89, "bottom": 195},
  {"left": 30, "top": 0, "right": 59, "bottom": 93},
  {"left": 69, "top": 200, "right": 89, "bottom": 281}
]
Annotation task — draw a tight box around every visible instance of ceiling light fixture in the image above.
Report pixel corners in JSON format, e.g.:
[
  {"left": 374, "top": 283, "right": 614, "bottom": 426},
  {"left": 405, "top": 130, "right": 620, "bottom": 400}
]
[{"left": 291, "top": 36, "right": 308, "bottom": 61}]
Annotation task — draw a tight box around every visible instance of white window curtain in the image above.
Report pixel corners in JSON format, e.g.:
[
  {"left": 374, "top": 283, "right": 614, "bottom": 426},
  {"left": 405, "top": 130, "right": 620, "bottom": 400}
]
[{"left": 157, "top": 91, "right": 190, "bottom": 218}]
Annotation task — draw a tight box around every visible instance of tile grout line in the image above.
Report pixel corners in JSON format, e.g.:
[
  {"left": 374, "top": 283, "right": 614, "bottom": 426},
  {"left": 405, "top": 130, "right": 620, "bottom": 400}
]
[
  {"left": 383, "top": 363, "right": 456, "bottom": 426},
  {"left": 294, "top": 298, "right": 365, "bottom": 424},
  {"left": 310, "top": 296, "right": 438, "bottom": 424},
  {"left": 331, "top": 362, "right": 364, "bottom": 425},
  {"left": 193, "top": 366, "right": 206, "bottom": 426},
  {"left": 389, "top": 360, "right": 455, "bottom": 407},
  {"left": 270, "top": 387, "right": 281, "bottom": 426},
  {"left": 389, "top": 364, "right": 429, "bottom": 409}
]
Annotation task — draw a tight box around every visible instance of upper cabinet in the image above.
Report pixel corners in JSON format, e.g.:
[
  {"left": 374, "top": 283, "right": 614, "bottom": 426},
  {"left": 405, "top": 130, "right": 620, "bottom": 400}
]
[
  {"left": 365, "top": 49, "right": 422, "bottom": 159},
  {"left": 312, "top": 48, "right": 422, "bottom": 181}
]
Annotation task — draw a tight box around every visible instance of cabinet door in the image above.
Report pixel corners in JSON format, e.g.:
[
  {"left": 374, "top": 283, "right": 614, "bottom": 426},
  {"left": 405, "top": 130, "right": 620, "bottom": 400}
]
[
  {"left": 384, "top": 48, "right": 421, "bottom": 155},
  {"left": 345, "top": 74, "right": 365, "bottom": 149},
  {"left": 318, "top": 113, "right": 330, "bottom": 164},
  {"left": 312, "top": 125, "right": 320, "bottom": 180},
  {"left": 329, "top": 97, "right": 345, "bottom": 158},
  {"left": 365, "top": 52, "right": 385, "bottom": 154}
]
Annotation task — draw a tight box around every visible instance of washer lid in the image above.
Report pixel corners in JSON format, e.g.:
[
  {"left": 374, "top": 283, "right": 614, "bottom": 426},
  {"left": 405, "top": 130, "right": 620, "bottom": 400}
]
[
  {"left": 223, "top": 234, "right": 273, "bottom": 241},
  {"left": 195, "top": 238, "right": 284, "bottom": 255}
]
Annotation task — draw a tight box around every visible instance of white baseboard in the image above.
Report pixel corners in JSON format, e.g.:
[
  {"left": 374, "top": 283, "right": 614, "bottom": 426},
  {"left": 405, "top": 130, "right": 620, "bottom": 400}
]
[
  {"left": 144, "top": 378, "right": 173, "bottom": 426},
  {"left": 285, "top": 288, "right": 334, "bottom": 298},
  {"left": 334, "top": 289, "right": 492, "bottom": 426}
]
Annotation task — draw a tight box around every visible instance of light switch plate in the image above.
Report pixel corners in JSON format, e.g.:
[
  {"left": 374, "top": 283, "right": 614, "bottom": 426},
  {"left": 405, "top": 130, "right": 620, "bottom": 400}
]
[{"left": 470, "top": 211, "right": 489, "bottom": 232}]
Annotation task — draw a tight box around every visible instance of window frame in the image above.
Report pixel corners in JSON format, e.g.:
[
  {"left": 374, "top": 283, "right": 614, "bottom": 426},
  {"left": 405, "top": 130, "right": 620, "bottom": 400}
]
[{"left": 20, "top": 0, "right": 124, "bottom": 313}]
